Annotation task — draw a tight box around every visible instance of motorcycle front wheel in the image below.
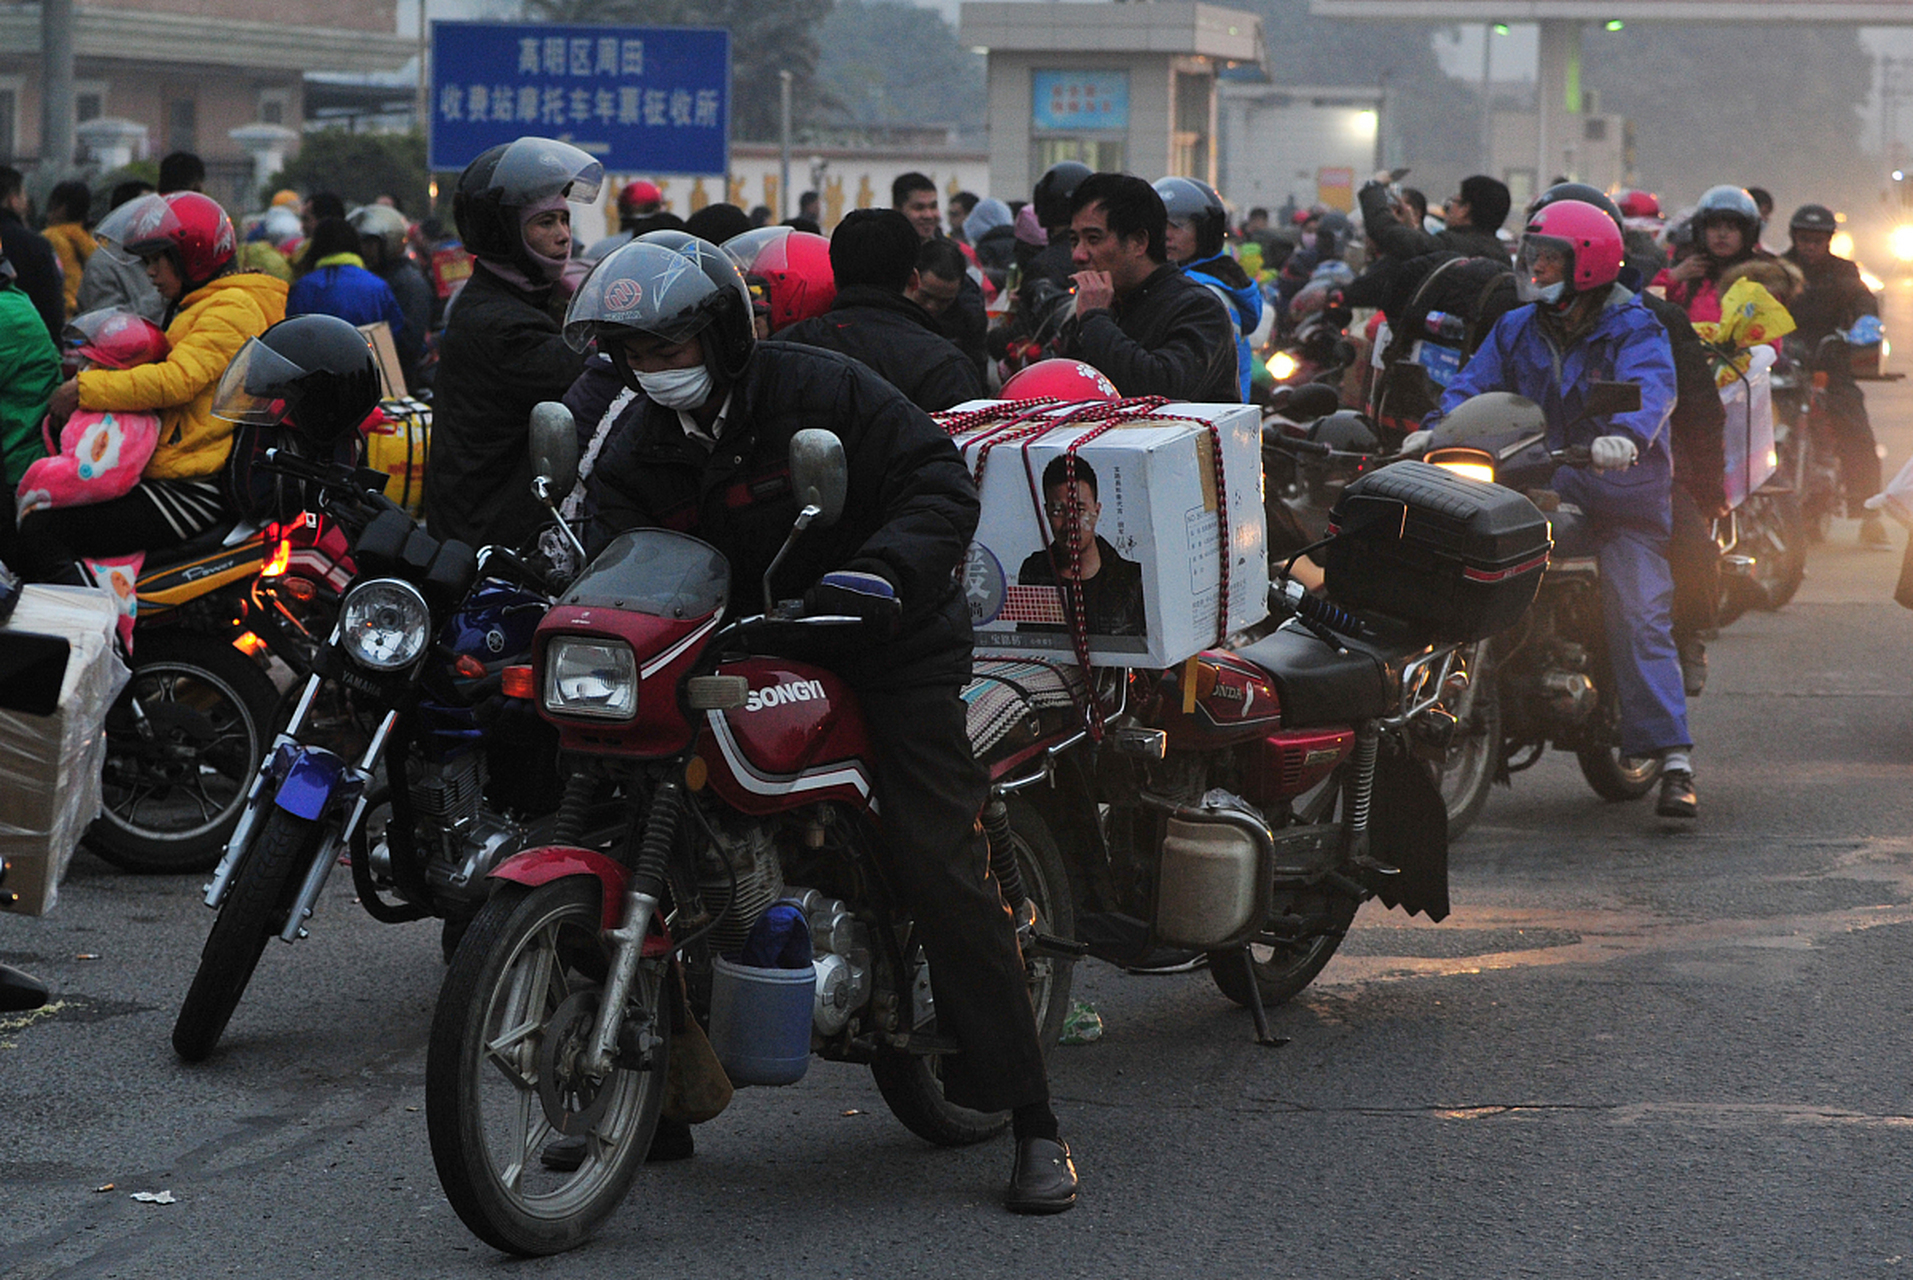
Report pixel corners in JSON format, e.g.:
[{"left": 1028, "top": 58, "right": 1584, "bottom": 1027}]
[
  {"left": 90, "top": 631, "right": 283, "bottom": 874},
  {"left": 871, "top": 796, "right": 1074, "bottom": 1147},
  {"left": 426, "top": 878, "right": 668, "bottom": 1257},
  {"left": 1576, "top": 738, "right": 1663, "bottom": 801},
  {"left": 1427, "top": 642, "right": 1501, "bottom": 841},
  {"left": 1720, "top": 489, "right": 1807, "bottom": 625},
  {"left": 172, "top": 807, "right": 322, "bottom": 1061}
]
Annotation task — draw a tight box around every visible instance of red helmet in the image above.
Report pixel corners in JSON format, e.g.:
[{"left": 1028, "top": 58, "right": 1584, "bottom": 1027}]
[
  {"left": 719, "top": 226, "right": 835, "bottom": 333},
  {"left": 1517, "top": 200, "right": 1624, "bottom": 303},
  {"left": 95, "top": 192, "right": 237, "bottom": 289},
  {"left": 618, "top": 180, "right": 663, "bottom": 218},
  {"left": 1000, "top": 358, "right": 1119, "bottom": 402},
  {"left": 64, "top": 308, "right": 171, "bottom": 369},
  {"left": 1616, "top": 189, "right": 1661, "bottom": 220}
]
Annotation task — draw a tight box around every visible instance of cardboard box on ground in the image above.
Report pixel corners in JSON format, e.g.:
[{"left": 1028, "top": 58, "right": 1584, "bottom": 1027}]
[
  {"left": 0, "top": 586, "right": 130, "bottom": 916},
  {"left": 946, "top": 402, "right": 1268, "bottom": 669}
]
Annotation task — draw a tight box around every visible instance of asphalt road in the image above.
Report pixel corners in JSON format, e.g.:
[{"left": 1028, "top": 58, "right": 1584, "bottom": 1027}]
[{"left": 8, "top": 291, "right": 1913, "bottom": 1280}]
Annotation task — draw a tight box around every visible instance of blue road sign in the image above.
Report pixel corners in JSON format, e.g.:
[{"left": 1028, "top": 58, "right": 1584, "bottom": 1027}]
[{"left": 429, "top": 21, "right": 730, "bottom": 175}]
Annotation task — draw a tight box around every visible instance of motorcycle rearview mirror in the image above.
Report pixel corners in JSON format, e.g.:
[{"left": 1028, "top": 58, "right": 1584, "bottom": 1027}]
[
  {"left": 529, "top": 402, "right": 580, "bottom": 500},
  {"left": 788, "top": 429, "right": 847, "bottom": 528},
  {"left": 1583, "top": 381, "right": 1641, "bottom": 419},
  {"left": 763, "top": 429, "right": 849, "bottom": 614}
]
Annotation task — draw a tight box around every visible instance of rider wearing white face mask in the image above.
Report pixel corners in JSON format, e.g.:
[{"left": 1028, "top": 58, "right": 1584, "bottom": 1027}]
[{"left": 425, "top": 136, "right": 602, "bottom": 549}]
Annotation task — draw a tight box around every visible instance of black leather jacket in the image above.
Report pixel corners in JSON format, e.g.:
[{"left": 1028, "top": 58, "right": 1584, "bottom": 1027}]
[
  {"left": 777, "top": 285, "right": 984, "bottom": 413},
  {"left": 1060, "top": 264, "right": 1240, "bottom": 402}
]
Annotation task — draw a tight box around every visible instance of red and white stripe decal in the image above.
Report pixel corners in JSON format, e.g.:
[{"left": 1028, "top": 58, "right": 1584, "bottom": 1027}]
[
  {"left": 1462, "top": 551, "right": 1550, "bottom": 584},
  {"left": 704, "top": 709, "right": 879, "bottom": 813}
]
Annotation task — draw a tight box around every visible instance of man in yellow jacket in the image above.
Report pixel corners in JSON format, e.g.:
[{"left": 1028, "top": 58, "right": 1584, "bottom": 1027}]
[{"left": 13, "top": 192, "right": 286, "bottom": 579}]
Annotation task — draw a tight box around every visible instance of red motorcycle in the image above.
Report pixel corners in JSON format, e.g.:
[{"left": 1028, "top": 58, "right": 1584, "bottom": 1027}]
[{"left": 424, "top": 426, "right": 1076, "bottom": 1255}]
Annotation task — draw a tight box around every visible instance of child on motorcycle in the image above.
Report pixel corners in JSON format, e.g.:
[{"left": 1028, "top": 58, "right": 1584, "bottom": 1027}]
[{"left": 1435, "top": 200, "right": 1696, "bottom": 819}]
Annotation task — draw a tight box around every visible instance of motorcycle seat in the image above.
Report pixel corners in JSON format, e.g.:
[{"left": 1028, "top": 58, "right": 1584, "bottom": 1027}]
[{"left": 1234, "top": 621, "right": 1392, "bottom": 728}]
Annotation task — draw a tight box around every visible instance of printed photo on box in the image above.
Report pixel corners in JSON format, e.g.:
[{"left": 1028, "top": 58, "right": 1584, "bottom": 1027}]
[{"left": 1015, "top": 455, "right": 1146, "bottom": 638}]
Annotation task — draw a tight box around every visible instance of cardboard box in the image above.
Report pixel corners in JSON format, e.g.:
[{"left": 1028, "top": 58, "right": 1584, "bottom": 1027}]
[
  {"left": 1721, "top": 346, "right": 1778, "bottom": 511},
  {"left": 356, "top": 321, "right": 408, "bottom": 400},
  {"left": 0, "top": 586, "right": 130, "bottom": 916},
  {"left": 948, "top": 401, "right": 1267, "bottom": 668}
]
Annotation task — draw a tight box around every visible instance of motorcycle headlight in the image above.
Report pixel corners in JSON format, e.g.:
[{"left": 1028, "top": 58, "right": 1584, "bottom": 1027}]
[
  {"left": 1427, "top": 447, "right": 1497, "bottom": 485},
  {"left": 340, "top": 579, "right": 430, "bottom": 670},
  {"left": 543, "top": 637, "right": 637, "bottom": 720},
  {"left": 1266, "top": 350, "right": 1299, "bottom": 382}
]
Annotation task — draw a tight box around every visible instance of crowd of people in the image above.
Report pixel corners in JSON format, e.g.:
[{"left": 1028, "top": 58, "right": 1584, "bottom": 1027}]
[{"left": 0, "top": 132, "right": 1895, "bottom": 1217}]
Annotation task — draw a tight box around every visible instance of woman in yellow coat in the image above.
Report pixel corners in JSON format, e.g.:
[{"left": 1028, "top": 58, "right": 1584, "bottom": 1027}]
[
  {"left": 42, "top": 180, "right": 97, "bottom": 320},
  {"left": 16, "top": 192, "right": 286, "bottom": 577}
]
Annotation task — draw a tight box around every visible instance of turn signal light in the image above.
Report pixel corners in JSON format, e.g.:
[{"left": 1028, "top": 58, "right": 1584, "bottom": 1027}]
[{"left": 501, "top": 664, "right": 536, "bottom": 699}]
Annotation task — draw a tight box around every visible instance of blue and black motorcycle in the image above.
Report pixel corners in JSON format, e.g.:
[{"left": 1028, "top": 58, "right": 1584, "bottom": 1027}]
[{"left": 172, "top": 412, "right": 588, "bottom": 1063}]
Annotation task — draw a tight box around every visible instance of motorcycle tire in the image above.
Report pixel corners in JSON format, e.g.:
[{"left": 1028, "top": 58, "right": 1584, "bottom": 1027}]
[
  {"left": 171, "top": 807, "right": 321, "bottom": 1061},
  {"left": 90, "top": 631, "right": 284, "bottom": 874},
  {"left": 871, "top": 796, "right": 1074, "bottom": 1148},
  {"left": 426, "top": 878, "right": 667, "bottom": 1257},
  {"left": 1207, "top": 888, "right": 1359, "bottom": 1011},
  {"left": 1720, "top": 490, "right": 1807, "bottom": 626},
  {"left": 1576, "top": 740, "right": 1663, "bottom": 801},
  {"left": 1428, "top": 641, "right": 1500, "bottom": 841}
]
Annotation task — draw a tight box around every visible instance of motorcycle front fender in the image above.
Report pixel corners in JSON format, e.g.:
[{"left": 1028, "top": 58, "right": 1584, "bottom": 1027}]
[
  {"left": 489, "top": 846, "right": 635, "bottom": 934},
  {"left": 272, "top": 745, "right": 350, "bottom": 821},
  {"left": 1365, "top": 742, "right": 1450, "bottom": 922}
]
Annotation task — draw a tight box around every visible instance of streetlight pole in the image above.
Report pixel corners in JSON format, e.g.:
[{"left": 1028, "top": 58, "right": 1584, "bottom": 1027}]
[{"left": 41, "top": 0, "right": 75, "bottom": 174}]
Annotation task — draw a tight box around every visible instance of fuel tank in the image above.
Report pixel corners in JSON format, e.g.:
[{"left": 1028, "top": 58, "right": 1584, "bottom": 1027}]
[
  {"left": 1151, "top": 650, "right": 1283, "bottom": 750},
  {"left": 697, "top": 657, "right": 879, "bottom": 818}
]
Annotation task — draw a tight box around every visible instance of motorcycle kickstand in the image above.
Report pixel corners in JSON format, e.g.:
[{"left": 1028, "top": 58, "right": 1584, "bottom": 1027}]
[{"left": 1227, "top": 947, "right": 1290, "bottom": 1048}]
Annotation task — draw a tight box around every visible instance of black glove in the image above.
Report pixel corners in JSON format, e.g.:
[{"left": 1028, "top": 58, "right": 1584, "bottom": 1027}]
[{"left": 803, "top": 569, "right": 902, "bottom": 634}]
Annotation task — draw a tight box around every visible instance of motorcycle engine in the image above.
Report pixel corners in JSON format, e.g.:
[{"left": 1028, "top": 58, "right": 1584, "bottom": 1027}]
[
  {"left": 401, "top": 751, "right": 536, "bottom": 908},
  {"left": 695, "top": 813, "right": 785, "bottom": 958},
  {"left": 785, "top": 886, "right": 873, "bottom": 1037}
]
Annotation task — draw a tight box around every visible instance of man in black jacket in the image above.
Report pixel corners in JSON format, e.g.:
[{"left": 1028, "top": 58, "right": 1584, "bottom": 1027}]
[
  {"left": 1057, "top": 172, "right": 1239, "bottom": 402},
  {"left": 777, "top": 209, "right": 983, "bottom": 412},
  {"left": 571, "top": 234, "right": 1078, "bottom": 1215},
  {"left": 1359, "top": 173, "right": 1511, "bottom": 265},
  {"left": 893, "top": 171, "right": 988, "bottom": 375},
  {"left": 0, "top": 167, "right": 63, "bottom": 342}
]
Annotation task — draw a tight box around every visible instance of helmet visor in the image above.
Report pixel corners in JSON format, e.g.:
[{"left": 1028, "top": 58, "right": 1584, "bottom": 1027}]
[
  {"left": 211, "top": 338, "right": 307, "bottom": 427},
  {"left": 64, "top": 308, "right": 169, "bottom": 370},
  {"left": 1515, "top": 232, "right": 1574, "bottom": 303},
  {"left": 562, "top": 239, "right": 743, "bottom": 353},
  {"left": 484, "top": 137, "right": 605, "bottom": 209},
  {"left": 94, "top": 194, "right": 175, "bottom": 265}
]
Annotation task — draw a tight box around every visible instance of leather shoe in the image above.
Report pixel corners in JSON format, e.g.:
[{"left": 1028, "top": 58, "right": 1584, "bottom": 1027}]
[
  {"left": 1656, "top": 769, "right": 1697, "bottom": 819},
  {"left": 1005, "top": 1137, "right": 1077, "bottom": 1214}
]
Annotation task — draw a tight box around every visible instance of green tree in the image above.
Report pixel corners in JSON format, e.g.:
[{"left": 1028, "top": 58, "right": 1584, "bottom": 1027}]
[
  {"left": 268, "top": 130, "right": 432, "bottom": 218},
  {"left": 816, "top": 0, "right": 984, "bottom": 130},
  {"left": 520, "top": 0, "right": 836, "bottom": 142}
]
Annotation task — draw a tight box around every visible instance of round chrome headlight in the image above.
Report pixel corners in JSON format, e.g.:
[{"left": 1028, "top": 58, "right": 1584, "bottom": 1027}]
[{"left": 340, "top": 578, "right": 431, "bottom": 671}]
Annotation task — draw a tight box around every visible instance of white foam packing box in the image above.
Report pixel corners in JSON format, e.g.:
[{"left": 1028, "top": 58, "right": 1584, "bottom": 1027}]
[
  {"left": 0, "top": 585, "right": 130, "bottom": 916},
  {"left": 947, "top": 400, "right": 1268, "bottom": 668}
]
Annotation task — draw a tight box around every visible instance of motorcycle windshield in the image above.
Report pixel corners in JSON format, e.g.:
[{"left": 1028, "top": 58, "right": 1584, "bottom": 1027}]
[{"left": 561, "top": 529, "right": 729, "bottom": 619}]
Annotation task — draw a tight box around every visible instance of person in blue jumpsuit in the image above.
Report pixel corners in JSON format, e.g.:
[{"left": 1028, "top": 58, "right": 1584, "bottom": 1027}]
[
  {"left": 1154, "top": 177, "right": 1265, "bottom": 400},
  {"left": 1435, "top": 198, "right": 1697, "bottom": 819}
]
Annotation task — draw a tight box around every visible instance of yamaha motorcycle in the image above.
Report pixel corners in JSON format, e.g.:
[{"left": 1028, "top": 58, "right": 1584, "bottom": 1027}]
[{"left": 171, "top": 416, "right": 579, "bottom": 1063}]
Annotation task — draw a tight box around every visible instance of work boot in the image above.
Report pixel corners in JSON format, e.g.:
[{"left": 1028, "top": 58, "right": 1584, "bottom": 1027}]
[
  {"left": 1656, "top": 769, "right": 1698, "bottom": 819},
  {"left": 1677, "top": 636, "right": 1708, "bottom": 698},
  {"left": 1861, "top": 513, "right": 1892, "bottom": 548}
]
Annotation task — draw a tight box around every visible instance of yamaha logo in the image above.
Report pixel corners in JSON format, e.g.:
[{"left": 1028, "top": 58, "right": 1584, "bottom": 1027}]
[
  {"left": 744, "top": 679, "right": 827, "bottom": 713},
  {"left": 485, "top": 627, "right": 506, "bottom": 654}
]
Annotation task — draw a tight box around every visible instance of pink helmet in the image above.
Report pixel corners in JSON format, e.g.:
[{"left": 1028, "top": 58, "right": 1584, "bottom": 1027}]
[
  {"left": 1517, "top": 200, "right": 1624, "bottom": 302},
  {"left": 1000, "top": 358, "right": 1119, "bottom": 402},
  {"left": 1617, "top": 189, "right": 1661, "bottom": 220},
  {"left": 63, "top": 308, "right": 171, "bottom": 369}
]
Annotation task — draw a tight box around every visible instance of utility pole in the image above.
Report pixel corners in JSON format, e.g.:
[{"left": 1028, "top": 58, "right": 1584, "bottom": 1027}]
[
  {"left": 779, "top": 70, "right": 793, "bottom": 220},
  {"left": 41, "top": 0, "right": 75, "bottom": 173},
  {"left": 1478, "top": 22, "right": 1494, "bottom": 177}
]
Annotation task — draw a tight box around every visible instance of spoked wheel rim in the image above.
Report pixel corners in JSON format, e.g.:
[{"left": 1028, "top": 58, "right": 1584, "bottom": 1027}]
[
  {"left": 99, "top": 661, "right": 264, "bottom": 845},
  {"left": 468, "top": 904, "right": 660, "bottom": 1219}
]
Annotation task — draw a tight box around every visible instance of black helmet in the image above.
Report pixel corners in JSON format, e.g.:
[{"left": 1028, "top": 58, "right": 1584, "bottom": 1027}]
[
  {"left": 1033, "top": 161, "right": 1092, "bottom": 231},
  {"left": 1527, "top": 181, "right": 1623, "bottom": 231},
  {"left": 1790, "top": 203, "right": 1838, "bottom": 234},
  {"left": 453, "top": 136, "right": 603, "bottom": 275},
  {"left": 563, "top": 235, "right": 754, "bottom": 391},
  {"left": 1153, "top": 176, "right": 1227, "bottom": 259},
  {"left": 212, "top": 314, "right": 381, "bottom": 446},
  {"left": 1692, "top": 184, "right": 1761, "bottom": 245}
]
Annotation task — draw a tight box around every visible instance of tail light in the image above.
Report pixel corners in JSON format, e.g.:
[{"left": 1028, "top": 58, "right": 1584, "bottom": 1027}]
[{"left": 1426, "top": 446, "right": 1497, "bottom": 485}]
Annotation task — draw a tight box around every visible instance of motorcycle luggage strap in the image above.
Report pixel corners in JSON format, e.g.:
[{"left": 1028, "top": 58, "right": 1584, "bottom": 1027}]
[{"left": 934, "top": 397, "right": 1234, "bottom": 739}]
